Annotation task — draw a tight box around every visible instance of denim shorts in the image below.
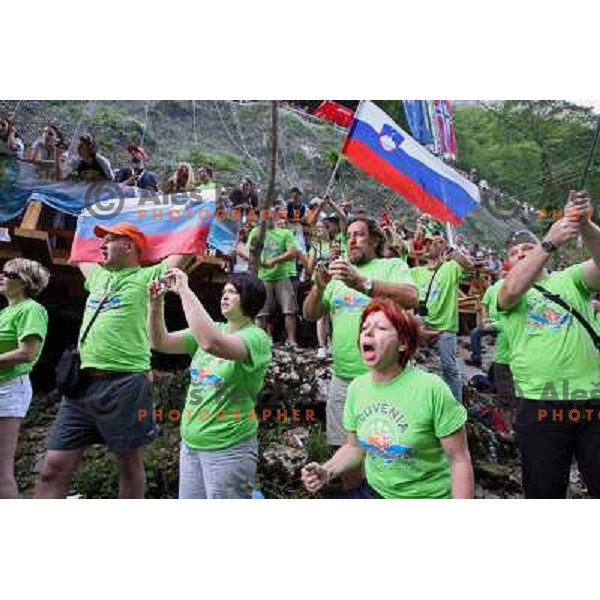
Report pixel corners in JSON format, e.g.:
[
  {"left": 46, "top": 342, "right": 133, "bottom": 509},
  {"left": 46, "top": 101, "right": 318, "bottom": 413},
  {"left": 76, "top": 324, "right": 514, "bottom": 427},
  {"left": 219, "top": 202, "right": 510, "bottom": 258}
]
[{"left": 47, "top": 372, "right": 156, "bottom": 452}]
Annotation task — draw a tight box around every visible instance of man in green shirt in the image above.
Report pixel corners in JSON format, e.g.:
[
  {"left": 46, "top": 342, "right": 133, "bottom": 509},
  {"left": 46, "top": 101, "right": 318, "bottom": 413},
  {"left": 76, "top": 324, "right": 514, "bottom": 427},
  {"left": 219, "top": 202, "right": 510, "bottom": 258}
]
[
  {"left": 410, "top": 234, "right": 473, "bottom": 402},
  {"left": 243, "top": 216, "right": 299, "bottom": 348},
  {"left": 491, "top": 191, "right": 600, "bottom": 498},
  {"left": 303, "top": 218, "right": 418, "bottom": 456},
  {"left": 36, "top": 222, "right": 192, "bottom": 499}
]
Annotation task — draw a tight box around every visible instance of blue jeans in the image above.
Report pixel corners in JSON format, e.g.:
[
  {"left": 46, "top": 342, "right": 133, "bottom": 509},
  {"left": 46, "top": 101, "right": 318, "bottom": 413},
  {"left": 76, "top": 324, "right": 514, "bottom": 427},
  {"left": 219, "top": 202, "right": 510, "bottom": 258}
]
[
  {"left": 470, "top": 327, "right": 483, "bottom": 360},
  {"left": 437, "top": 332, "right": 463, "bottom": 403}
]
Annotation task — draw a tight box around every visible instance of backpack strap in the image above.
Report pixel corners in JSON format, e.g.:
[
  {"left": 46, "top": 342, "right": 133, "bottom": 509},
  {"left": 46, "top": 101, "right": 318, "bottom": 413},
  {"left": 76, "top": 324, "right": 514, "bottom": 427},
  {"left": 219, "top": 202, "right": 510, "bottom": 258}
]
[
  {"left": 533, "top": 284, "right": 600, "bottom": 351},
  {"left": 424, "top": 263, "right": 443, "bottom": 306}
]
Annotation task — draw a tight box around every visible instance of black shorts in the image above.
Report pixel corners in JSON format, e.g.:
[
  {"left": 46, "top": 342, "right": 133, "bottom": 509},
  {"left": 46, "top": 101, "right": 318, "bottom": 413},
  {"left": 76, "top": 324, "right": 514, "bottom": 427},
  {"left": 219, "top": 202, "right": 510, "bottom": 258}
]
[{"left": 47, "top": 372, "right": 156, "bottom": 453}]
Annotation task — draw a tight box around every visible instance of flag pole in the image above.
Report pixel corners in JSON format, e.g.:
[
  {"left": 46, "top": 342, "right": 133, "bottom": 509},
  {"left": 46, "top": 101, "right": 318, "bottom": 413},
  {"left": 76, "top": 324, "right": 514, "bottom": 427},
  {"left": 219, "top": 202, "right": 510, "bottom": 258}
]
[
  {"left": 324, "top": 100, "right": 364, "bottom": 197},
  {"left": 427, "top": 100, "right": 441, "bottom": 156},
  {"left": 446, "top": 222, "right": 455, "bottom": 246},
  {"left": 579, "top": 115, "right": 600, "bottom": 190},
  {"left": 574, "top": 116, "right": 600, "bottom": 248}
]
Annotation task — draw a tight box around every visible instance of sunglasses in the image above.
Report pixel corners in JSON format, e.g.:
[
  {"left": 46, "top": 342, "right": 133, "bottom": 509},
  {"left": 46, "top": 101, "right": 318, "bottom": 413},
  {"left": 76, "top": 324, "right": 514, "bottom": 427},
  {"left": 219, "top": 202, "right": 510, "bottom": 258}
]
[{"left": 2, "top": 270, "right": 21, "bottom": 280}]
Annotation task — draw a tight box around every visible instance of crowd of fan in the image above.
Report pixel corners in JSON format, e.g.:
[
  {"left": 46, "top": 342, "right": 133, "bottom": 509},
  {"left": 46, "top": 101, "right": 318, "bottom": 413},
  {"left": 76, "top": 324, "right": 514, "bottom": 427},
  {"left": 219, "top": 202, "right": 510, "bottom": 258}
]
[{"left": 2, "top": 113, "right": 600, "bottom": 501}]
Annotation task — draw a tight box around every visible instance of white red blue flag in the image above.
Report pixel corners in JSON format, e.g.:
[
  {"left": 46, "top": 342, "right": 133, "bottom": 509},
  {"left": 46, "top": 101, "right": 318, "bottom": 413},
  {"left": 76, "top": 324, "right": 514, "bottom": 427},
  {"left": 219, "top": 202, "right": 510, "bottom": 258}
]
[
  {"left": 433, "top": 100, "right": 458, "bottom": 160},
  {"left": 70, "top": 186, "right": 216, "bottom": 264},
  {"left": 342, "top": 101, "right": 479, "bottom": 225}
]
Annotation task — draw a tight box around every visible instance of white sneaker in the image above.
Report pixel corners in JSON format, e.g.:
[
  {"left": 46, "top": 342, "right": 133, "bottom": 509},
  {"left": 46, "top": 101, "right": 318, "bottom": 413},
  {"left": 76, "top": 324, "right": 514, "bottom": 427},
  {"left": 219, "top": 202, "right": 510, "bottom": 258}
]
[{"left": 316, "top": 347, "right": 327, "bottom": 359}]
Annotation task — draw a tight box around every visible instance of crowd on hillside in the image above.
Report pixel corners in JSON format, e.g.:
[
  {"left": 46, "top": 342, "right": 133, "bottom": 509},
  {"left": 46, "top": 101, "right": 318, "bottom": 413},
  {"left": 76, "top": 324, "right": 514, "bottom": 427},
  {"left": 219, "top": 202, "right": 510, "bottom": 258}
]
[{"left": 2, "top": 114, "right": 600, "bottom": 501}]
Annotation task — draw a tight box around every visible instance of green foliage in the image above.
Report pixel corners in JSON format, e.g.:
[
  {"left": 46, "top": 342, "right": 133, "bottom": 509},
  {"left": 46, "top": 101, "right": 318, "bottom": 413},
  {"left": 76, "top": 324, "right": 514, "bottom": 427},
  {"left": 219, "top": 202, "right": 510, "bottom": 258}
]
[
  {"left": 72, "top": 448, "right": 120, "bottom": 499},
  {"left": 187, "top": 148, "right": 244, "bottom": 172},
  {"left": 454, "top": 101, "right": 600, "bottom": 214},
  {"left": 70, "top": 425, "right": 181, "bottom": 499},
  {"left": 376, "top": 101, "right": 410, "bottom": 130},
  {"left": 304, "top": 423, "right": 331, "bottom": 464}
]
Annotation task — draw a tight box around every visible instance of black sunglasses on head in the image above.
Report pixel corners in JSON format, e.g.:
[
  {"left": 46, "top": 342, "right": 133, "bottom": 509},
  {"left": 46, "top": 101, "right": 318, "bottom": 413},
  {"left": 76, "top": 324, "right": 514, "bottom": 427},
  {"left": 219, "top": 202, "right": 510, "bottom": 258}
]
[{"left": 2, "top": 270, "right": 21, "bottom": 280}]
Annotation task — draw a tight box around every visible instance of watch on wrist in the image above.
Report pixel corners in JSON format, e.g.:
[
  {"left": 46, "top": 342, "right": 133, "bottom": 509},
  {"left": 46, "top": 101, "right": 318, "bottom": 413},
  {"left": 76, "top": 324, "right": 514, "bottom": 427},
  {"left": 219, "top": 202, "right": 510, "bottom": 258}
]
[
  {"left": 541, "top": 238, "right": 557, "bottom": 253},
  {"left": 362, "top": 277, "right": 374, "bottom": 296}
]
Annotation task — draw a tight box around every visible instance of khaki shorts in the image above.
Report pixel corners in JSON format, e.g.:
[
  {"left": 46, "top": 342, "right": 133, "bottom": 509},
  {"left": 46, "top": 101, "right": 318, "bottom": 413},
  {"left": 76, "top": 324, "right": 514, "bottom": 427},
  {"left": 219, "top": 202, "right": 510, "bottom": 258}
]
[
  {"left": 257, "top": 278, "right": 298, "bottom": 317},
  {"left": 326, "top": 374, "right": 352, "bottom": 446}
]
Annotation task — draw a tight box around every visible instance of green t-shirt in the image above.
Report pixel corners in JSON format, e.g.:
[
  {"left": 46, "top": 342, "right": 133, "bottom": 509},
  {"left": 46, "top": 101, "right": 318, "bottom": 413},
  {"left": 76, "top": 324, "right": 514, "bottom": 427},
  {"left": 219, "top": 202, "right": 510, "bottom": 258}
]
[
  {"left": 322, "top": 257, "right": 415, "bottom": 380},
  {"left": 181, "top": 322, "right": 272, "bottom": 450},
  {"left": 247, "top": 227, "right": 297, "bottom": 282},
  {"left": 80, "top": 262, "right": 167, "bottom": 372},
  {"left": 344, "top": 366, "right": 467, "bottom": 499},
  {"left": 410, "top": 261, "right": 465, "bottom": 333},
  {"left": 481, "top": 280, "right": 510, "bottom": 364},
  {"left": 0, "top": 299, "right": 48, "bottom": 382},
  {"left": 309, "top": 240, "right": 331, "bottom": 262},
  {"left": 488, "top": 264, "right": 600, "bottom": 401}
]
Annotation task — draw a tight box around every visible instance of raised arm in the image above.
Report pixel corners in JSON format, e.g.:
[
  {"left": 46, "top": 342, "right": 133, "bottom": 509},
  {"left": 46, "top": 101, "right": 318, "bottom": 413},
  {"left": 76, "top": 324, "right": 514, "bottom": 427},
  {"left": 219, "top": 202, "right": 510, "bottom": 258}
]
[
  {"left": 166, "top": 269, "right": 249, "bottom": 362},
  {"left": 147, "top": 281, "right": 188, "bottom": 354},
  {"left": 498, "top": 218, "right": 579, "bottom": 310},
  {"left": 302, "top": 266, "right": 329, "bottom": 321},
  {"left": 567, "top": 191, "right": 600, "bottom": 292},
  {"left": 447, "top": 246, "right": 474, "bottom": 271},
  {"left": 323, "top": 197, "right": 348, "bottom": 231}
]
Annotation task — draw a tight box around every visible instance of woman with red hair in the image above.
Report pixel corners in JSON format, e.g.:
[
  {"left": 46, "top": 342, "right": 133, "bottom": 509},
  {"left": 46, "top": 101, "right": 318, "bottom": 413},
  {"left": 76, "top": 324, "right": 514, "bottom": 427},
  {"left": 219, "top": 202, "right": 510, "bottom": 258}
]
[{"left": 302, "top": 298, "right": 473, "bottom": 498}]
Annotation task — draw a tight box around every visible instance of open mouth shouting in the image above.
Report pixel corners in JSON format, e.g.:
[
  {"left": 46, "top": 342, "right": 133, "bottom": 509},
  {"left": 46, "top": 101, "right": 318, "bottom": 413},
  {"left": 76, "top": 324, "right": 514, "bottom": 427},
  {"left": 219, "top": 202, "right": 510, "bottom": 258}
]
[{"left": 361, "top": 341, "right": 377, "bottom": 364}]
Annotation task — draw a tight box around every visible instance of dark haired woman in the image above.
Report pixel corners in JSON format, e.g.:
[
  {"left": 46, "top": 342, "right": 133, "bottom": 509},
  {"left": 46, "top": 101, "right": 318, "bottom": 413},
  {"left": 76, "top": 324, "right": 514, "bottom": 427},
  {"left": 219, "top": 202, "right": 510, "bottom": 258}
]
[
  {"left": 302, "top": 298, "right": 473, "bottom": 499},
  {"left": 29, "top": 124, "right": 68, "bottom": 181},
  {"left": 74, "top": 134, "right": 114, "bottom": 181},
  {"left": 0, "top": 258, "right": 50, "bottom": 498},
  {"left": 148, "top": 269, "right": 272, "bottom": 499}
]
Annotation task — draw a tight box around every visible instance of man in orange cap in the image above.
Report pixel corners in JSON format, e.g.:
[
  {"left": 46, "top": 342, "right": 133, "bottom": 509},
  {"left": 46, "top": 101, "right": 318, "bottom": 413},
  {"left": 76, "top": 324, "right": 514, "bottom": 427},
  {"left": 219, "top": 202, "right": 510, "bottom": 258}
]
[{"left": 36, "top": 223, "right": 192, "bottom": 499}]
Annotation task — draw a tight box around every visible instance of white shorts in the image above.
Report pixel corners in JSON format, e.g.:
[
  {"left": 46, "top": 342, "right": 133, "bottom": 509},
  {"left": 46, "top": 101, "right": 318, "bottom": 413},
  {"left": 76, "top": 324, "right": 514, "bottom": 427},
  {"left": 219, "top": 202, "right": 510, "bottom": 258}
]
[{"left": 0, "top": 375, "right": 33, "bottom": 418}]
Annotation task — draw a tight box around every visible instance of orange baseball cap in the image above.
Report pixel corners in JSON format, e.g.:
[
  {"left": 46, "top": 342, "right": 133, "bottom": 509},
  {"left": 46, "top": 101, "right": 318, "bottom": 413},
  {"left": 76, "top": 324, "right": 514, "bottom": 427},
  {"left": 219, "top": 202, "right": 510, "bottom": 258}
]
[{"left": 94, "top": 222, "right": 148, "bottom": 254}]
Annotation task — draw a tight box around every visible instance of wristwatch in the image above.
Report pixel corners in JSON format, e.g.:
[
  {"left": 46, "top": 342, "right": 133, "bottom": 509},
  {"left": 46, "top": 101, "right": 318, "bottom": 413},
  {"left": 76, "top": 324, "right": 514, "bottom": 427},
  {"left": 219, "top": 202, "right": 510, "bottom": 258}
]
[
  {"left": 541, "top": 238, "right": 557, "bottom": 253},
  {"left": 362, "top": 277, "right": 374, "bottom": 296}
]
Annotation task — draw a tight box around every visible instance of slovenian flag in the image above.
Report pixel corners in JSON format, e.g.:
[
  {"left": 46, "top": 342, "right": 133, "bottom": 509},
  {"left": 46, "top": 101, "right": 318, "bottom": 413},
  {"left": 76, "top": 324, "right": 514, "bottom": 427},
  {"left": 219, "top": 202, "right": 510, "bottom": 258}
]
[
  {"left": 342, "top": 101, "right": 479, "bottom": 225},
  {"left": 70, "top": 186, "right": 216, "bottom": 264}
]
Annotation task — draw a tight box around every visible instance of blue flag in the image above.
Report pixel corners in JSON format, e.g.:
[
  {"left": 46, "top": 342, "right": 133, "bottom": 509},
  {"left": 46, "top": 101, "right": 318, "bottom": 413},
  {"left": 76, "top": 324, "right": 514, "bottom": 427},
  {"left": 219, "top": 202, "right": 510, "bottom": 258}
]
[{"left": 403, "top": 100, "right": 433, "bottom": 145}]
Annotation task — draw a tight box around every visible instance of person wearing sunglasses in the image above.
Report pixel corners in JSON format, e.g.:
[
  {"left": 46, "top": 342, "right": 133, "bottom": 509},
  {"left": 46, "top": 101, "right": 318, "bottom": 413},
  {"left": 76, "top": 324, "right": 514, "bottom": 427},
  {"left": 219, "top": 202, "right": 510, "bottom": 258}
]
[{"left": 0, "top": 259, "right": 50, "bottom": 498}]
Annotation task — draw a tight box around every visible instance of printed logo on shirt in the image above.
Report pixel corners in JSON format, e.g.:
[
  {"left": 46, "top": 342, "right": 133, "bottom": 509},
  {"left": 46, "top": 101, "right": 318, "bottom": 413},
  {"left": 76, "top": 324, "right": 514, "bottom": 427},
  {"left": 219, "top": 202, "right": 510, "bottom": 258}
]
[
  {"left": 356, "top": 404, "right": 413, "bottom": 466},
  {"left": 332, "top": 293, "right": 369, "bottom": 314},
  {"left": 526, "top": 296, "right": 572, "bottom": 333},
  {"left": 86, "top": 293, "right": 122, "bottom": 313},
  {"left": 359, "top": 423, "right": 413, "bottom": 464},
  {"left": 190, "top": 365, "right": 224, "bottom": 390}
]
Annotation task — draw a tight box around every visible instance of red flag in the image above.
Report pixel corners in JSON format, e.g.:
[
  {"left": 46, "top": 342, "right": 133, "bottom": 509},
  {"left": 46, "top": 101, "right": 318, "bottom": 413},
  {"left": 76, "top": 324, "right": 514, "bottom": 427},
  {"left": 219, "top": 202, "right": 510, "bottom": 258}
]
[{"left": 313, "top": 101, "right": 355, "bottom": 128}]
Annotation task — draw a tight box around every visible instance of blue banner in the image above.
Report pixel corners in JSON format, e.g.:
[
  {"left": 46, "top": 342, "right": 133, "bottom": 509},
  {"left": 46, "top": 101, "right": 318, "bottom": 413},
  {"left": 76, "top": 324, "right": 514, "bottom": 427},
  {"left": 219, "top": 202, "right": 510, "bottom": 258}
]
[{"left": 403, "top": 100, "right": 434, "bottom": 145}]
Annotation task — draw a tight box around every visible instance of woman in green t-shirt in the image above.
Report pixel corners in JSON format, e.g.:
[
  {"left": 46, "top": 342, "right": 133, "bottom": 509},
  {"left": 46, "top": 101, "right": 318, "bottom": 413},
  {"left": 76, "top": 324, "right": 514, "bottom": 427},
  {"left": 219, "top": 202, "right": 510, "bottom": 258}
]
[
  {"left": 0, "top": 258, "right": 50, "bottom": 499},
  {"left": 301, "top": 298, "right": 473, "bottom": 499},
  {"left": 149, "top": 269, "right": 271, "bottom": 499}
]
